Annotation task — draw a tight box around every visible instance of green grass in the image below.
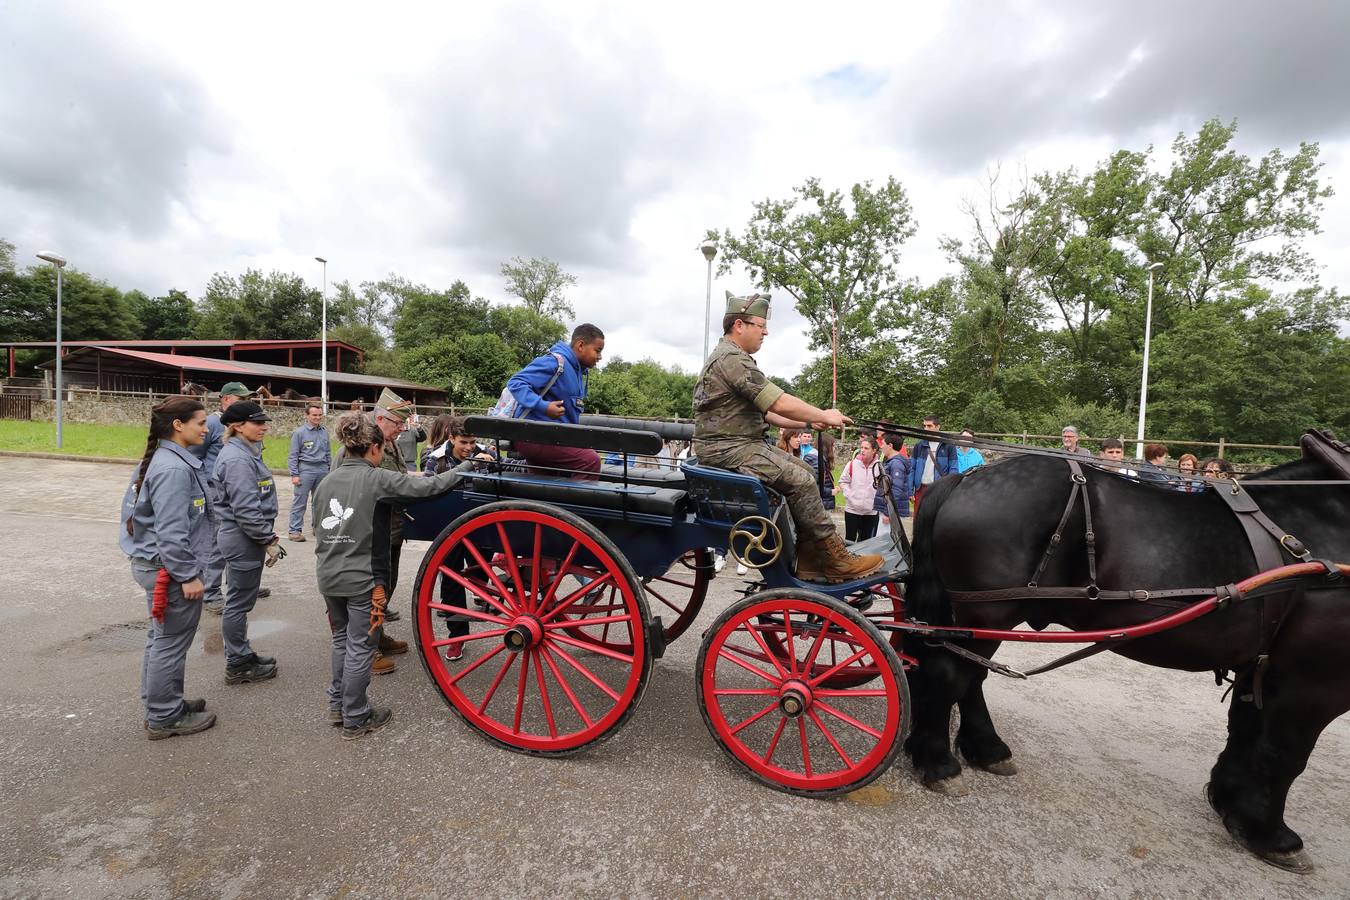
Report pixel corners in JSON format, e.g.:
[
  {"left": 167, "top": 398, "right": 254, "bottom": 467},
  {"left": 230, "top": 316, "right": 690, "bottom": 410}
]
[{"left": 0, "top": 420, "right": 298, "bottom": 471}]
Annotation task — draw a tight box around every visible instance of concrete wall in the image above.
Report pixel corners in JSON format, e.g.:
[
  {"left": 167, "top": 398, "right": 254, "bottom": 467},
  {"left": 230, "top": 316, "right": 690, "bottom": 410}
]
[{"left": 31, "top": 398, "right": 313, "bottom": 432}]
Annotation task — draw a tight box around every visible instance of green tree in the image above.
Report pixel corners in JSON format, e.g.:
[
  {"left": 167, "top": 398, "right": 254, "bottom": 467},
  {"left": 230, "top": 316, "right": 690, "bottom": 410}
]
[
  {"left": 586, "top": 357, "right": 698, "bottom": 418},
  {"left": 400, "top": 332, "right": 517, "bottom": 407},
  {"left": 500, "top": 256, "right": 577, "bottom": 320},
  {"left": 391, "top": 280, "right": 491, "bottom": 353},
  {"left": 196, "top": 270, "right": 323, "bottom": 339},
  {"left": 129, "top": 288, "right": 198, "bottom": 339},
  {"left": 488, "top": 304, "right": 566, "bottom": 363},
  {"left": 712, "top": 176, "right": 917, "bottom": 404},
  {"left": 0, "top": 237, "right": 14, "bottom": 273}
]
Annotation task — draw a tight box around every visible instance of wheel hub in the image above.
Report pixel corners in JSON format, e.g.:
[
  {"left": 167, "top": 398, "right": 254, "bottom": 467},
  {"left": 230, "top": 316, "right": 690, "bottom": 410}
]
[
  {"left": 778, "top": 680, "right": 813, "bottom": 718},
  {"left": 504, "top": 615, "right": 544, "bottom": 652}
]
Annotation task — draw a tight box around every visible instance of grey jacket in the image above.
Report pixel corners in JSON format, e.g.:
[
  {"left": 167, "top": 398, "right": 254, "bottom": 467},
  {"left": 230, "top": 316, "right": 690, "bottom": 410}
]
[
  {"left": 189, "top": 411, "right": 226, "bottom": 474},
  {"left": 311, "top": 457, "right": 469, "bottom": 598},
  {"left": 288, "top": 422, "right": 331, "bottom": 474},
  {"left": 120, "top": 440, "right": 214, "bottom": 582},
  {"left": 211, "top": 435, "right": 279, "bottom": 569}
]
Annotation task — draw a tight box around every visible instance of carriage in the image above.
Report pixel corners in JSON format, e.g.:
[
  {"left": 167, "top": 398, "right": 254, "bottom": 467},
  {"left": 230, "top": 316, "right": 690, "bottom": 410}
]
[{"left": 402, "top": 413, "right": 1350, "bottom": 805}]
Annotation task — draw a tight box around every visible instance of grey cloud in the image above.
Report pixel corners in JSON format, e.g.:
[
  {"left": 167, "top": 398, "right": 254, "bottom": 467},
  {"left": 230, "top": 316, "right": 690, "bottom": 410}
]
[
  {"left": 887, "top": 1, "right": 1350, "bottom": 171},
  {"left": 401, "top": 15, "right": 734, "bottom": 271},
  {"left": 0, "top": 4, "right": 227, "bottom": 236}
]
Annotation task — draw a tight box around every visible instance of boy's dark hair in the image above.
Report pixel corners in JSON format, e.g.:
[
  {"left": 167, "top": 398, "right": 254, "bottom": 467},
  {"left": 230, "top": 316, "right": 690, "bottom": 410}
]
[
  {"left": 923, "top": 414, "right": 941, "bottom": 427},
  {"left": 882, "top": 432, "right": 905, "bottom": 451},
  {"left": 571, "top": 323, "right": 604, "bottom": 345},
  {"left": 1101, "top": 437, "right": 1124, "bottom": 452}
]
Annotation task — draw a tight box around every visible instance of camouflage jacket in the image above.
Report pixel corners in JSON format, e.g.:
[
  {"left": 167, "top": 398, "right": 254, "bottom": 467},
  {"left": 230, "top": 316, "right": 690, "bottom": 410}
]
[{"left": 692, "top": 337, "right": 784, "bottom": 451}]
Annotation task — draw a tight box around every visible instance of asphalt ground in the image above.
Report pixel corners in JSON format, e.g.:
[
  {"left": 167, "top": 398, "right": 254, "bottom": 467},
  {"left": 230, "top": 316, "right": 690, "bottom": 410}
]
[{"left": 0, "top": 456, "right": 1347, "bottom": 899}]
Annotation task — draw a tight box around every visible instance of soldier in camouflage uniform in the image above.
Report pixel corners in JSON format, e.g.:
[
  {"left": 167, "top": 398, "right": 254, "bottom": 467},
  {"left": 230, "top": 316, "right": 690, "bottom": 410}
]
[{"left": 693, "top": 292, "right": 883, "bottom": 583}]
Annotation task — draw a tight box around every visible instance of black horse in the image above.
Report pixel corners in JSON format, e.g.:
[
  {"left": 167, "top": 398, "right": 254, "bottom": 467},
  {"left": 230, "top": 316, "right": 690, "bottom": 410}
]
[{"left": 904, "top": 452, "right": 1350, "bottom": 873}]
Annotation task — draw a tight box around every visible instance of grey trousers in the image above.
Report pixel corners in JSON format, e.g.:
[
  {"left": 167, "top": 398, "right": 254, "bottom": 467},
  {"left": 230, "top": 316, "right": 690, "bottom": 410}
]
[
  {"left": 203, "top": 532, "right": 226, "bottom": 605},
  {"left": 132, "top": 560, "right": 203, "bottom": 728},
  {"left": 288, "top": 469, "right": 326, "bottom": 534},
  {"left": 223, "top": 563, "right": 263, "bottom": 668},
  {"left": 325, "top": 593, "right": 377, "bottom": 727}
]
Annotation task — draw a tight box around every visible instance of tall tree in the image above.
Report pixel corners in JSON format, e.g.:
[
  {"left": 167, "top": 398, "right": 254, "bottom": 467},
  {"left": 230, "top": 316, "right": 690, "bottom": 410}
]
[
  {"left": 500, "top": 256, "right": 577, "bottom": 320},
  {"left": 400, "top": 332, "right": 518, "bottom": 407},
  {"left": 196, "top": 270, "right": 324, "bottom": 340},
  {"left": 391, "top": 280, "right": 492, "bottom": 353},
  {"left": 129, "top": 288, "right": 198, "bottom": 339}
]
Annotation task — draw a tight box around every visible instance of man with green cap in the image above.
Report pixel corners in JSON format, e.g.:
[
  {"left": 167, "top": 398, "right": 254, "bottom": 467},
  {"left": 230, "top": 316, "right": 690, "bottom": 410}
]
[
  {"left": 191, "top": 382, "right": 270, "bottom": 612},
  {"left": 693, "top": 292, "right": 883, "bottom": 583},
  {"left": 332, "top": 387, "right": 416, "bottom": 669}
]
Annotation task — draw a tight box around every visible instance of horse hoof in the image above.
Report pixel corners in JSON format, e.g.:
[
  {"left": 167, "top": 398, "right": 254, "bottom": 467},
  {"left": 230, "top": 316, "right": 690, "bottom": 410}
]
[
  {"left": 925, "top": 773, "right": 970, "bottom": 797},
  {"left": 1257, "top": 848, "right": 1314, "bottom": 875},
  {"left": 980, "top": 758, "right": 1019, "bottom": 777}
]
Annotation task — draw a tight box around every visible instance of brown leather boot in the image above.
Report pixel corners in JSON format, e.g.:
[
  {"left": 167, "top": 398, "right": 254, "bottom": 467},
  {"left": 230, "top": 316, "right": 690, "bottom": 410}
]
[
  {"left": 372, "top": 652, "right": 397, "bottom": 676},
  {"left": 378, "top": 633, "right": 408, "bottom": 655},
  {"left": 797, "top": 534, "right": 884, "bottom": 584}
]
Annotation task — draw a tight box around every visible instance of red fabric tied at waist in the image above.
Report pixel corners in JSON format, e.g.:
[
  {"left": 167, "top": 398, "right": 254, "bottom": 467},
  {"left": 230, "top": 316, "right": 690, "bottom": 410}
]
[{"left": 151, "top": 567, "right": 172, "bottom": 623}]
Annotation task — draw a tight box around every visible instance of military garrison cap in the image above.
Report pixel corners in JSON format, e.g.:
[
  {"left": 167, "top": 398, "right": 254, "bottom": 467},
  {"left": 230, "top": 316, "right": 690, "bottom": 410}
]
[
  {"left": 375, "top": 387, "right": 414, "bottom": 422},
  {"left": 725, "top": 290, "right": 772, "bottom": 320}
]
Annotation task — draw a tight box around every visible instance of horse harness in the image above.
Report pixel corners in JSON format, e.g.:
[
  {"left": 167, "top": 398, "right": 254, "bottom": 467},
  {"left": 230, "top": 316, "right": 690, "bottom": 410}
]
[{"left": 930, "top": 430, "right": 1350, "bottom": 703}]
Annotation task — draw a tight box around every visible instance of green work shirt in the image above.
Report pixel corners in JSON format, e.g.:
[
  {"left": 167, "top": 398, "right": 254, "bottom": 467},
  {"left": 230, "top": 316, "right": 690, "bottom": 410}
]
[{"left": 692, "top": 337, "right": 785, "bottom": 449}]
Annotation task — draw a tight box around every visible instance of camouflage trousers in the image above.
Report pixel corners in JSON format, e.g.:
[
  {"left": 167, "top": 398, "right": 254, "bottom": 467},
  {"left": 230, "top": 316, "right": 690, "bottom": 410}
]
[{"left": 694, "top": 441, "right": 836, "bottom": 543}]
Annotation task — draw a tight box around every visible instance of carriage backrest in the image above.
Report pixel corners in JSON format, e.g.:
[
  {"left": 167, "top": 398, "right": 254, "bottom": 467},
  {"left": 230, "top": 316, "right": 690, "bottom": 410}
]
[
  {"left": 680, "top": 459, "right": 780, "bottom": 524},
  {"left": 463, "top": 415, "right": 663, "bottom": 456}
]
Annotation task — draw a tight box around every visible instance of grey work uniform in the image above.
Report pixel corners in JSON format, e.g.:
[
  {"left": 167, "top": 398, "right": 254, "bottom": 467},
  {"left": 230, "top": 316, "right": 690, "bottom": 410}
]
[
  {"left": 120, "top": 441, "right": 213, "bottom": 728},
  {"left": 311, "top": 457, "right": 469, "bottom": 726},
  {"left": 287, "top": 421, "right": 331, "bottom": 534},
  {"left": 190, "top": 410, "right": 228, "bottom": 605},
  {"left": 211, "top": 435, "right": 278, "bottom": 669},
  {"left": 692, "top": 337, "right": 834, "bottom": 543}
]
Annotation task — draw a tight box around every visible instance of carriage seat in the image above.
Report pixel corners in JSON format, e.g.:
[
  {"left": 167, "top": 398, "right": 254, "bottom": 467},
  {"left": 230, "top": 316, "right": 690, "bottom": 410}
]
[
  {"left": 598, "top": 464, "right": 686, "bottom": 489},
  {"left": 469, "top": 472, "right": 687, "bottom": 518}
]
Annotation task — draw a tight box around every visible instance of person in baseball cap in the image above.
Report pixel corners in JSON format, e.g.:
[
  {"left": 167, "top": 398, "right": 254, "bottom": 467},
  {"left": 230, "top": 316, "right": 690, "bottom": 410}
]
[
  {"left": 219, "top": 382, "right": 253, "bottom": 399},
  {"left": 219, "top": 400, "right": 271, "bottom": 425}
]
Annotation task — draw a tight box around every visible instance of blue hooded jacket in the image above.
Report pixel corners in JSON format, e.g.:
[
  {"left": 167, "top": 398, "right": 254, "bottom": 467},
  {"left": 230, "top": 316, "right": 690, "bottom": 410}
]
[{"left": 506, "top": 341, "right": 589, "bottom": 424}]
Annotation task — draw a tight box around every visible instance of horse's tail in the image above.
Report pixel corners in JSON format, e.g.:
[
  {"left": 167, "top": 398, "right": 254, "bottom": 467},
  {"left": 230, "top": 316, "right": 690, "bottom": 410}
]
[{"left": 905, "top": 473, "right": 964, "bottom": 627}]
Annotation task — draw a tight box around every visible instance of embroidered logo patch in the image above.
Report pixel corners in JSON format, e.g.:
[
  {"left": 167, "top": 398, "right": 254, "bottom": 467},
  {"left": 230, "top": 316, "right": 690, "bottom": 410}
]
[{"left": 321, "top": 498, "right": 355, "bottom": 530}]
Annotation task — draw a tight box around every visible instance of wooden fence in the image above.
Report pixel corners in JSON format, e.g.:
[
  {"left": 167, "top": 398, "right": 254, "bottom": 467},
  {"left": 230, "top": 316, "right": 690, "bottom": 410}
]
[{"left": 0, "top": 395, "right": 33, "bottom": 420}]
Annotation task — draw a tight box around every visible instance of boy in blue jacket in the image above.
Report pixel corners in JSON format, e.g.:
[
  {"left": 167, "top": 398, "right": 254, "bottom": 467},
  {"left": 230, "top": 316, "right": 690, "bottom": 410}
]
[
  {"left": 506, "top": 323, "right": 605, "bottom": 479},
  {"left": 873, "top": 431, "right": 914, "bottom": 537}
]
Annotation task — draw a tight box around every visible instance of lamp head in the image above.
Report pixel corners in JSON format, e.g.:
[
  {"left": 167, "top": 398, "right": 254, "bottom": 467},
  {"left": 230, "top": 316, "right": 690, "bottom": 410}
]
[
  {"left": 314, "top": 256, "right": 327, "bottom": 264},
  {"left": 700, "top": 240, "right": 717, "bottom": 262},
  {"left": 36, "top": 252, "right": 67, "bottom": 268},
  {"left": 1147, "top": 261, "right": 1164, "bottom": 271}
]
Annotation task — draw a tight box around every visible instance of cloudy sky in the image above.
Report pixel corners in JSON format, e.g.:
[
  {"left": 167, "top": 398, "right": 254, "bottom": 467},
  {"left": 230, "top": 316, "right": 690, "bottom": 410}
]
[{"left": 2, "top": 0, "right": 1348, "bottom": 378}]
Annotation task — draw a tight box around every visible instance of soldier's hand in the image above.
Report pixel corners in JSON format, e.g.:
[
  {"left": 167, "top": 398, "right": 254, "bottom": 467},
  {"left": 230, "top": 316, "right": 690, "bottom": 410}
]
[
  {"left": 181, "top": 578, "right": 205, "bottom": 601},
  {"left": 545, "top": 400, "right": 566, "bottom": 419},
  {"left": 813, "top": 409, "right": 852, "bottom": 429}
]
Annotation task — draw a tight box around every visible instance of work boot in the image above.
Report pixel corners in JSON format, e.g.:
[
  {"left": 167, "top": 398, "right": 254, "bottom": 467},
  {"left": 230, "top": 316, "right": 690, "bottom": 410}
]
[
  {"left": 147, "top": 710, "right": 217, "bottom": 741},
  {"left": 225, "top": 659, "right": 279, "bottom": 684},
  {"left": 246, "top": 651, "right": 276, "bottom": 666},
  {"left": 144, "top": 698, "right": 206, "bottom": 730},
  {"left": 257, "top": 588, "right": 272, "bottom": 600},
  {"left": 383, "top": 607, "right": 401, "bottom": 623},
  {"left": 205, "top": 599, "right": 224, "bottom": 615},
  {"left": 378, "top": 634, "right": 408, "bottom": 656},
  {"left": 372, "top": 653, "right": 397, "bottom": 676},
  {"left": 288, "top": 532, "right": 306, "bottom": 542},
  {"left": 796, "top": 534, "right": 884, "bottom": 584},
  {"left": 328, "top": 708, "right": 343, "bottom": 727},
  {"left": 341, "top": 707, "right": 393, "bottom": 741}
]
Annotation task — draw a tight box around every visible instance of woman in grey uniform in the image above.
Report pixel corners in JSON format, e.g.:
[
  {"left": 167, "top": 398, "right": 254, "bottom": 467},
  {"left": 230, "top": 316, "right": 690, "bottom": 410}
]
[
  {"left": 312, "top": 412, "right": 470, "bottom": 740},
  {"left": 211, "top": 400, "right": 284, "bottom": 684},
  {"left": 121, "top": 395, "right": 216, "bottom": 739}
]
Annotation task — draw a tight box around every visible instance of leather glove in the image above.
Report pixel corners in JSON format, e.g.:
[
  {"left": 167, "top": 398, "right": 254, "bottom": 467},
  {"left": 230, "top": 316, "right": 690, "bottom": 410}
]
[
  {"left": 368, "top": 584, "right": 387, "bottom": 635},
  {"left": 264, "top": 541, "right": 287, "bottom": 568}
]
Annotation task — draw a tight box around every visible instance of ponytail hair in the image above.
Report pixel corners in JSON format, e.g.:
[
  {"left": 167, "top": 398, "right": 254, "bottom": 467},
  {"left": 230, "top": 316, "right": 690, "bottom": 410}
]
[
  {"left": 336, "top": 411, "right": 383, "bottom": 457},
  {"left": 126, "top": 395, "right": 206, "bottom": 535}
]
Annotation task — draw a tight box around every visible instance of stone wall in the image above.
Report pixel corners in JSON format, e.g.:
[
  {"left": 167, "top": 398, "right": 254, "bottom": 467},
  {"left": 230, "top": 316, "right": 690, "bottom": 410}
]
[{"left": 30, "top": 398, "right": 313, "bottom": 432}]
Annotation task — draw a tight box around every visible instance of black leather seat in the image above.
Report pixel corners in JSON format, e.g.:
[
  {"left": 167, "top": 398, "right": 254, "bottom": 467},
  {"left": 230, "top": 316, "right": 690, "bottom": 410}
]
[
  {"left": 598, "top": 465, "right": 686, "bottom": 488},
  {"left": 470, "top": 474, "right": 687, "bottom": 517}
]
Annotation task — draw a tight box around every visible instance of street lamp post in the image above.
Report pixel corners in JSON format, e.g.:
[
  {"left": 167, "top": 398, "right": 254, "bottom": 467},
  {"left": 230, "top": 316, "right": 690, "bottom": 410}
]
[
  {"left": 36, "top": 252, "right": 67, "bottom": 448},
  {"left": 1135, "top": 261, "right": 1164, "bottom": 460},
  {"left": 315, "top": 256, "right": 327, "bottom": 413},
  {"left": 700, "top": 240, "right": 717, "bottom": 362}
]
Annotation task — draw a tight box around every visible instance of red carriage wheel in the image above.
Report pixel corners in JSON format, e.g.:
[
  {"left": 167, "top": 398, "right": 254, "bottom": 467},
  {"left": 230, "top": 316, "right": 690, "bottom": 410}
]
[
  {"left": 752, "top": 581, "right": 908, "bottom": 689},
  {"left": 696, "top": 588, "right": 909, "bottom": 797},
  {"left": 563, "top": 548, "right": 712, "bottom": 652},
  {"left": 413, "top": 501, "right": 653, "bottom": 755}
]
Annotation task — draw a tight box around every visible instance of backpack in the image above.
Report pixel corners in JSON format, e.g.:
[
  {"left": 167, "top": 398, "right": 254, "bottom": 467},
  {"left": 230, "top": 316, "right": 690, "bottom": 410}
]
[{"left": 488, "top": 352, "right": 566, "bottom": 419}]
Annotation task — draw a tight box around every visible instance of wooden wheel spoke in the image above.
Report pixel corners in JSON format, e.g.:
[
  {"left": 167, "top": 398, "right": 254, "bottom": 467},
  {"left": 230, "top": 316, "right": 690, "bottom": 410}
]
[
  {"left": 762, "top": 717, "right": 787, "bottom": 764},
  {"left": 538, "top": 572, "right": 616, "bottom": 624},
  {"left": 729, "top": 701, "right": 779, "bottom": 736},
  {"left": 538, "top": 541, "right": 581, "bottom": 610},
  {"left": 529, "top": 525, "right": 542, "bottom": 612},
  {"left": 797, "top": 717, "right": 812, "bottom": 777},
  {"left": 649, "top": 575, "right": 696, "bottom": 589},
  {"left": 807, "top": 646, "right": 871, "bottom": 688},
  {"left": 544, "top": 614, "right": 632, "bottom": 631},
  {"left": 742, "top": 621, "right": 790, "bottom": 680},
  {"left": 814, "top": 699, "right": 883, "bottom": 739},
  {"left": 549, "top": 631, "right": 635, "bottom": 664},
  {"left": 531, "top": 651, "right": 557, "bottom": 738},
  {"left": 477, "top": 651, "right": 517, "bottom": 714},
  {"left": 495, "top": 523, "right": 528, "bottom": 611},
  {"left": 461, "top": 538, "right": 521, "bottom": 614},
  {"left": 447, "top": 642, "right": 506, "bottom": 686},
  {"left": 716, "top": 647, "right": 781, "bottom": 685},
  {"left": 539, "top": 647, "right": 593, "bottom": 728},
  {"left": 427, "top": 599, "right": 509, "bottom": 626},
  {"left": 546, "top": 639, "right": 622, "bottom": 702},
  {"left": 512, "top": 650, "right": 531, "bottom": 733},
  {"left": 643, "top": 585, "right": 685, "bottom": 616},
  {"left": 808, "top": 708, "right": 854, "bottom": 768},
  {"left": 783, "top": 609, "right": 800, "bottom": 678},
  {"left": 429, "top": 629, "right": 509, "bottom": 648}
]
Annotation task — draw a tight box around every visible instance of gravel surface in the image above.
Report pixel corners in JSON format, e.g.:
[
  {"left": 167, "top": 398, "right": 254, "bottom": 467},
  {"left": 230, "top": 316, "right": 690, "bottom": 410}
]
[{"left": 1, "top": 456, "right": 1346, "bottom": 899}]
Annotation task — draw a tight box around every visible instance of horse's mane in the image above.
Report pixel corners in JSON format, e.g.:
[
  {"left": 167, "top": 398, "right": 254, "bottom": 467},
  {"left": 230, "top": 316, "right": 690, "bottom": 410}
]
[{"left": 1244, "top": 456, "right": 1325, "bottom": 482}]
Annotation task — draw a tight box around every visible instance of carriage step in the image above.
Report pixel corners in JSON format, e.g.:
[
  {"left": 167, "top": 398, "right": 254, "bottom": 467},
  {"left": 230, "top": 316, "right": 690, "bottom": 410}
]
[{"left": 649, "top": 616, "right": 667, "bottom": 659}]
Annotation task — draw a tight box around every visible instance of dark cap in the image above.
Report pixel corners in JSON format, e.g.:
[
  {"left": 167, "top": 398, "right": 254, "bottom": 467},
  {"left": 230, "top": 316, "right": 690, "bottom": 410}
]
[{"left": 220, "top": 400, "right": 271, "bottom": 425}]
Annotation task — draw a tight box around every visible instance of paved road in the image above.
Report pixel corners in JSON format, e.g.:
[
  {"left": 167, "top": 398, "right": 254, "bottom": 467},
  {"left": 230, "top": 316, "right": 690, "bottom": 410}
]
[{"left": 1, "top": 456, "right": 1347, "bottom": 899}]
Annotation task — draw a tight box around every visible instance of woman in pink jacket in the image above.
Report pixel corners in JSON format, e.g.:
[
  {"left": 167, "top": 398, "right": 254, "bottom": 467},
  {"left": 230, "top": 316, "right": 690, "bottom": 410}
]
[{"left": 837, "top": 435, "right": 880, "bottom": 543}]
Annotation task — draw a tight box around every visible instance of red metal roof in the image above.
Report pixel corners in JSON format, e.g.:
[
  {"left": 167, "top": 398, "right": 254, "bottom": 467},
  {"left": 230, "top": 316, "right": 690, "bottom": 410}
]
[{"left": 3, "top": 338, "right": 365, "bottom": 353}]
